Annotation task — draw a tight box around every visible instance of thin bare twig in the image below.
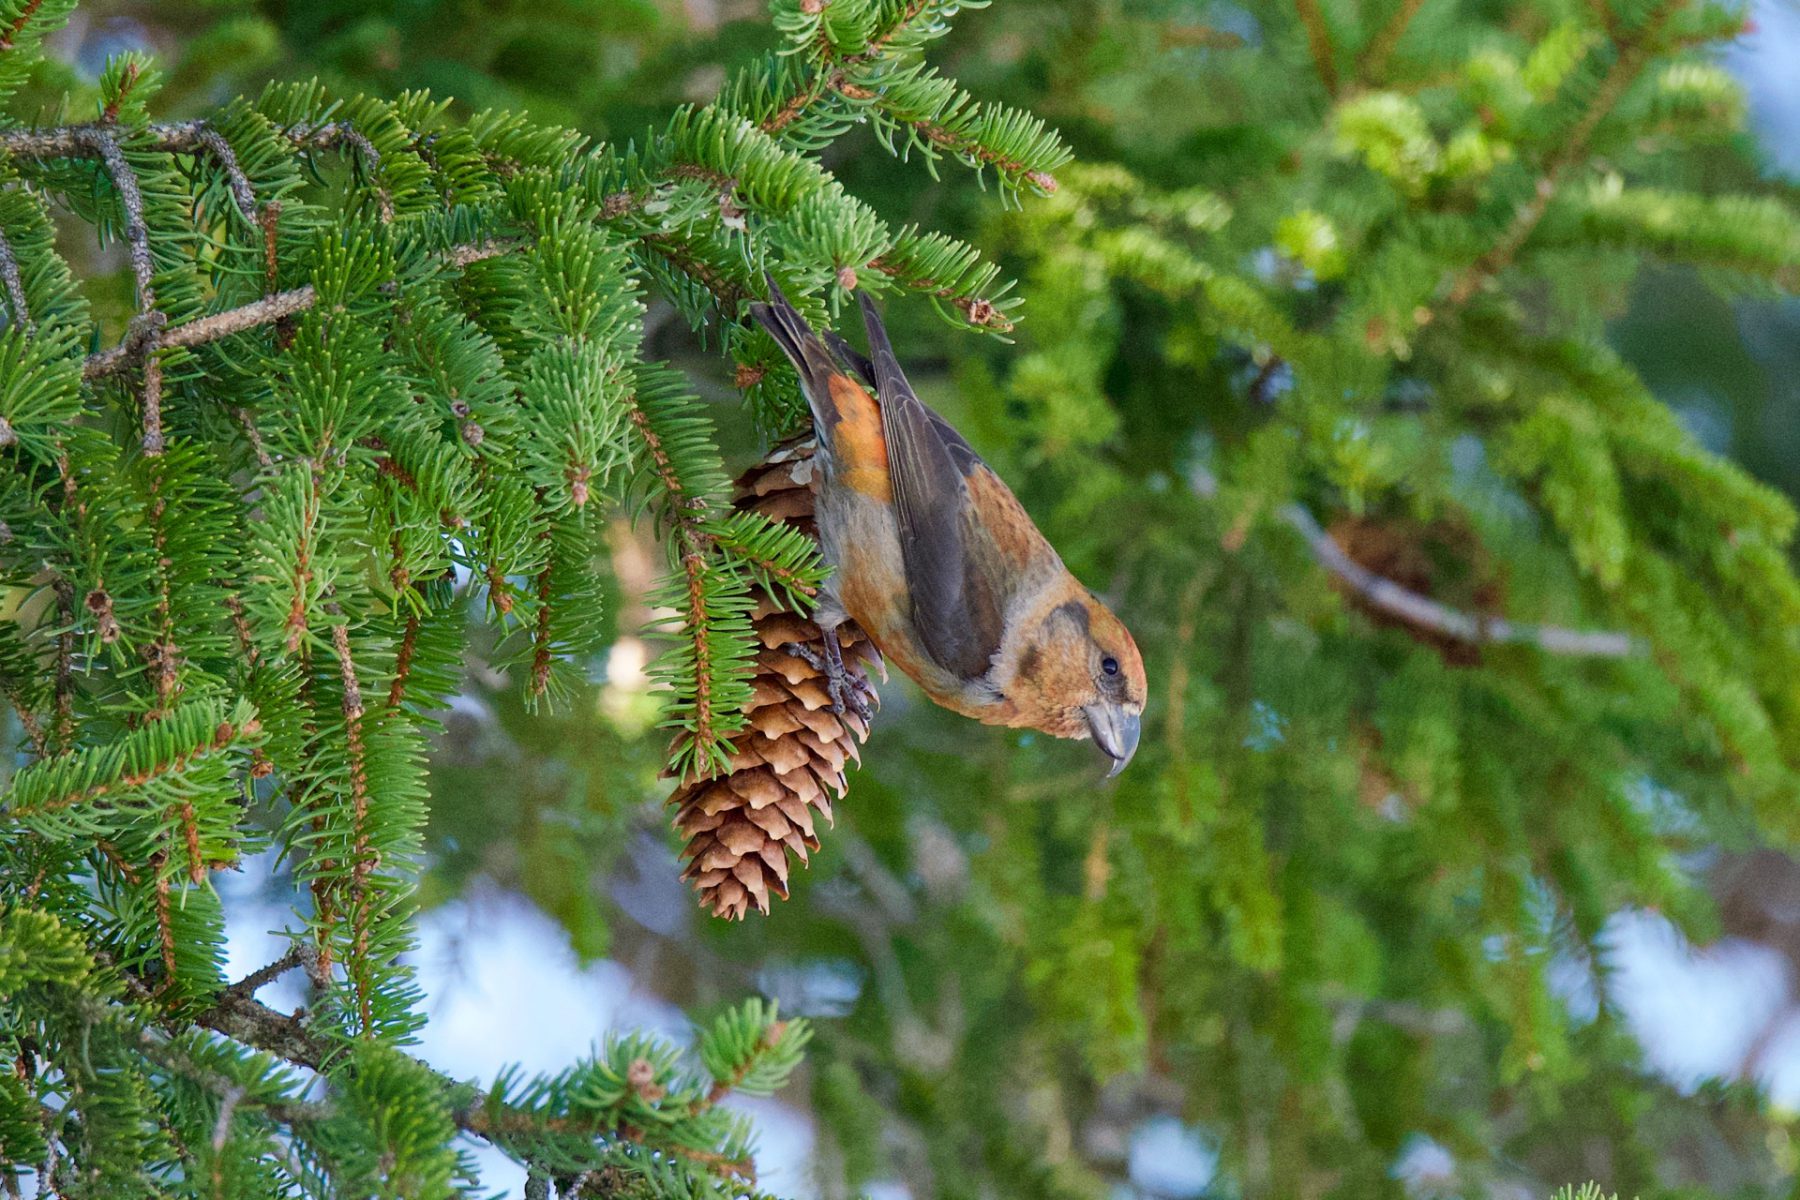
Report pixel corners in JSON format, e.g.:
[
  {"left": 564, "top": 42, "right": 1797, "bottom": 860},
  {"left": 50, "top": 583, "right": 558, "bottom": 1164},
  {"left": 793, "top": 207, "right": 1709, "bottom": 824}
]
[
  {"left": 163, "top": 121, "right": 258, "bottom": 224},
  {"left": 74, "top": 127, "right": 155, "bottom": 308},
  {"left": 289, "top": 121, "right": 393, "bottom": 222},
  {"left": 0, "top": 120, "right": 264, "bottom": 226},
  {"left": 1286, "top": 501, "right": 1640, "bottom": 656},
  {"left": 5, "top": 121, "right": 288, "bottom": 228},
  {"left": 83, "top": 241, "right": 519, "bottom": 380},
  {"left": 0, "top": 227, "right": 32, "bottom": 335},
  {"left": 70, "top": 125, "right": 170, "bottom": 453},
  {"left": 1190, "top": 466, "right": 1639, "bottom": 657}
]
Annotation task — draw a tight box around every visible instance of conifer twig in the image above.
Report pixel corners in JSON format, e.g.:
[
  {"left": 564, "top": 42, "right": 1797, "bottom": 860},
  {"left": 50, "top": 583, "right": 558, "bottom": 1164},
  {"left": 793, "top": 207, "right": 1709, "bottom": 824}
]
[
  {"left": 328, "top": 617, "right": 376, "bottom": 1034},
  {"left": 5, "top": 715, "right": 252, "bottom": 818},
  {"left": 1356, "top": 0, "right": 1430, "bottom": 81},
  {"left": 1433, "top": 0, "right": 1687, "bottom": 316},
  {"left": 288, "top": 120, "right": 393, "bottom": 222},
  {"left": 758, "top": 0, "right": 934, "bottom": 136},
  {"left": 0, "top": 119, "right": 268, "bottom": 225},
  {"left": 71, "top": 124, "right": 169, "bottom": 453},
  {"left": 50, "top": 575, "right": 74, "bottom": 753},
  {"left": 83, "top": 241, "right": 518, "bottom": 379},
  {"left": 0, "top": 0, "right": 45, "bottom": 51},
  {"left": 164, "top": 120, "right": 258, "bottom": 224},
  {"left": 74, "top": 127, "right": 156, "bottom": 310},
  {"left": 1189, "top": 466, "right": 1639, "bottom": 656},
  {"left": 1282, "top": 502, "right": 1640, "bottom": 656},
  {"left": 830, "top": 78, "right": 1060, "bottom": 193},
  {"left": 866, "top": 254, "right": 1013, "bottom": 332},
  {"left": 144, "top": 463, "right": 181, "bottom": 713},
  {"left": 0, "top": 672, "right": 47, "bottom": 757},
  {"left": 225, "top": 944, "right": 321, "bottom": 997},
  {"left": 152, "top": 855, "right": 179, "bottom": 984},
  {"left": 530, "top": 554, "right": 556, "bottom": 702},
  {"left": 188, "top": 985, "right": 760, "bottom": 1188},
  {"left": 623, "top": 398, "right": 725, "bottom": 764},
  {"left": 0, "top": 226, "right": 32, "bottom": 334},
  {"left": 1293, "top": 0, "right": 1341, "bottom": 95},
  {"left": 388, "top": 611, "right": 421, "bottom": 711}
]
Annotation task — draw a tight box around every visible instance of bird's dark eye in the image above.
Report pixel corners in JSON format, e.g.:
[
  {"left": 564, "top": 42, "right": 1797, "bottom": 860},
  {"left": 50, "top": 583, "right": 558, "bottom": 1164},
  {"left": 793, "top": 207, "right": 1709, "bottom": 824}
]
[{"left": 1102, "top": 656, "right": 1120, "bottom": 677}]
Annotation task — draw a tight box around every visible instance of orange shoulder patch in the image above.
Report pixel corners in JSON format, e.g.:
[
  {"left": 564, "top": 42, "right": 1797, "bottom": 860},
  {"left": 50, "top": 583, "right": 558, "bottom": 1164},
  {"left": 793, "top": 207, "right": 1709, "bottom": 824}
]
[{"left": 824, "top": 374, "right": 892, "bottom": 502}]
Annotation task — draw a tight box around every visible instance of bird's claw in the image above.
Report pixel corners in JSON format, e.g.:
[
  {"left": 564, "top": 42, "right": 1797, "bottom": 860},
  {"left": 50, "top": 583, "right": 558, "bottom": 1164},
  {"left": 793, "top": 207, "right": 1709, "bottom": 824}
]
[
  {"left": 830, "top": 674, "right": 875, "bottom": 723},
  {"left": 779, "top": 640, "right": 873, "bottom": 721}
]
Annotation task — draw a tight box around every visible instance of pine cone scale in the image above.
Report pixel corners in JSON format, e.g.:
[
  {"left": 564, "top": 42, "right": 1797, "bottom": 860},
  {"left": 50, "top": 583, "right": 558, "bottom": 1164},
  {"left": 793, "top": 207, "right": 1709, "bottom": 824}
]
[{"left": 666, "top": 438, "right": 877, "bottom": 919}]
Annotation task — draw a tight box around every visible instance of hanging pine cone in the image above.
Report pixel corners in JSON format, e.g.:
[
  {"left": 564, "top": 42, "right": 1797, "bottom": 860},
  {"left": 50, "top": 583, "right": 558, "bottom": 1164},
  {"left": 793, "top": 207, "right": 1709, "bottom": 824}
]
[{"left": 668, "top": 438, "right": 881, "bottom": 919}]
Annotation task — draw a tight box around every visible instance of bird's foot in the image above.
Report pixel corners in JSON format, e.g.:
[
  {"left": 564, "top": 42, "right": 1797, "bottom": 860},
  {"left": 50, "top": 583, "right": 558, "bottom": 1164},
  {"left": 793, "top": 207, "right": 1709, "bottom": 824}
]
[{"left": 779, "top": 640, "right": 874, "bottom": 722}]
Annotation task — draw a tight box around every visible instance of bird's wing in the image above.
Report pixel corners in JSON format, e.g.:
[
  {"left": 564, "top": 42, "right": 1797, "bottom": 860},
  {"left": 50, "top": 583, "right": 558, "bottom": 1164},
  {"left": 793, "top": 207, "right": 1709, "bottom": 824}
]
[
  {"left": 857, "top": 293, "right": 1009, "bottom": 681},
  {"left": 827, "top": 328, "right": 986, "bottom": 475}
]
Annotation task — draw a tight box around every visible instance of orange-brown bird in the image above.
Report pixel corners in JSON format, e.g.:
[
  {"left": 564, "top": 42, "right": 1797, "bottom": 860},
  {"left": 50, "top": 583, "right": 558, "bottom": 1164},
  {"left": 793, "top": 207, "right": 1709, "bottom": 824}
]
[{"left": 750, "top": 278, "right": 1146, "bottom": 776}]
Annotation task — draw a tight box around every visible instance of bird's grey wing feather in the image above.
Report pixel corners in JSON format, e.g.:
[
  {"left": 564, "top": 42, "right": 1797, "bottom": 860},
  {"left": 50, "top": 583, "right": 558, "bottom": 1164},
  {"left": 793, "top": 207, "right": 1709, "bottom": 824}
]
[{"left": 857, "top": 293, "right": 1007, "bottom": 681}]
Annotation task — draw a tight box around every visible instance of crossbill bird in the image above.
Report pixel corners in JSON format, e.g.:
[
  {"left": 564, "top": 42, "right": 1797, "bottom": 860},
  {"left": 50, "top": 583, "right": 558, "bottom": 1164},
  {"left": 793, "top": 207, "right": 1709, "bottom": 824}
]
[{"left": 750, "top": 278, "right": 1147, "bottom": 776}]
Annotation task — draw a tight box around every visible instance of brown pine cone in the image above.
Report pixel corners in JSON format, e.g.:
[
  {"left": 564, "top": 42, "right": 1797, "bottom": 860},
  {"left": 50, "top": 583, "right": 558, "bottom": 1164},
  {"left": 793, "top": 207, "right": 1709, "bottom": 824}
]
[{"left": 669, "top": 439, "right": 881, "bottom": 919}]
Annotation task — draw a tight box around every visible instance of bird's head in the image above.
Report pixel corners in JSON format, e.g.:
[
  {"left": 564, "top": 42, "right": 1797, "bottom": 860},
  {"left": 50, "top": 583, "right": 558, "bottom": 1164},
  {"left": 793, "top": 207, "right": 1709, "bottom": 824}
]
[{"left": 999, "top": 589, "right": 1146, "bottom": 777}]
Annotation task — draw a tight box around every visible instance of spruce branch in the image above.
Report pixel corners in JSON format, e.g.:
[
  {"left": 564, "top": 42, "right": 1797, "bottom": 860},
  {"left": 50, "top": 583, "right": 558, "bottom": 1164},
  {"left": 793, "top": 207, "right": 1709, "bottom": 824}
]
[
  {"left": 66, "top": 123, "right": 169, "bottom": 453},
  {"left": 169, "top": 121, "right": 258, "bottom": 224},
  {"left": 642, "top": 232, "right": 754, "bottom": 312},
  {"left": 388, "top": 611, "right": 421, "bottom": 711},
  {"left": 0, "top": 9, "right": 1056, "bottom": 1184},
  {"left": 66, "top": 994, "right": 328, "bottom": 1133},
  {"left": 831, "top": 76, "right": 1063, "bottom": 194},
  {"left": 866, "top": 252, "right": 1013, "bottom": 332},
  {"left": 1, "top": 702, "right": 257, "bottom": 820},
  {"left": 50, "top": 574, "right": 73, "bottom": 753},
  {"left": 623, "top": 387, "right": 733, "bottom": 769},
  {"left": 755, "top": 0, "right": 934, "bottom": 136},
  {"left": 151, "top": 856, "right": 179, "bottom": 983},
  {"left": 71, "top": 126, "right": 156, "bottom": 310},
  {"left": 83, "top": 241, "right": 519, "bottom": 379},
  {"left": 0, "top": 118, "right": 267, "bottom": 225},
  {"left": 746, "top": 0, "right": 1069, "bottom": 197},
  {"left": 529, "top": 553, "right": 556, "bottom": 702},
  {"left": 1432, "top": 0, "right": 1690, "bottom": 317},
  {"left": 143, "top": 462, "right": 180, "bottom": 714},
  {"left": 186, "top": 979, "right": 773, "bottom": 1190}
]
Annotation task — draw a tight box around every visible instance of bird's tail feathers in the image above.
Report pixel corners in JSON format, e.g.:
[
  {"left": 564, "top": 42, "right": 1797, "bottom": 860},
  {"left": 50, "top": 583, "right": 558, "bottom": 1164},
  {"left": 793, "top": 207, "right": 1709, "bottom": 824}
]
[{"left": 750, "top": 274, "right": 847, "bottom": 431}]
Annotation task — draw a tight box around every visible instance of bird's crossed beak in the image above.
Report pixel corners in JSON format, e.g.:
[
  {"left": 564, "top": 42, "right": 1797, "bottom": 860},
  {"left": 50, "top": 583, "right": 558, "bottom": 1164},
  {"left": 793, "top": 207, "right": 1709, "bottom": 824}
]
[{"left": 1084, "top": 703, "right": 1142, "bottom": 778}]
